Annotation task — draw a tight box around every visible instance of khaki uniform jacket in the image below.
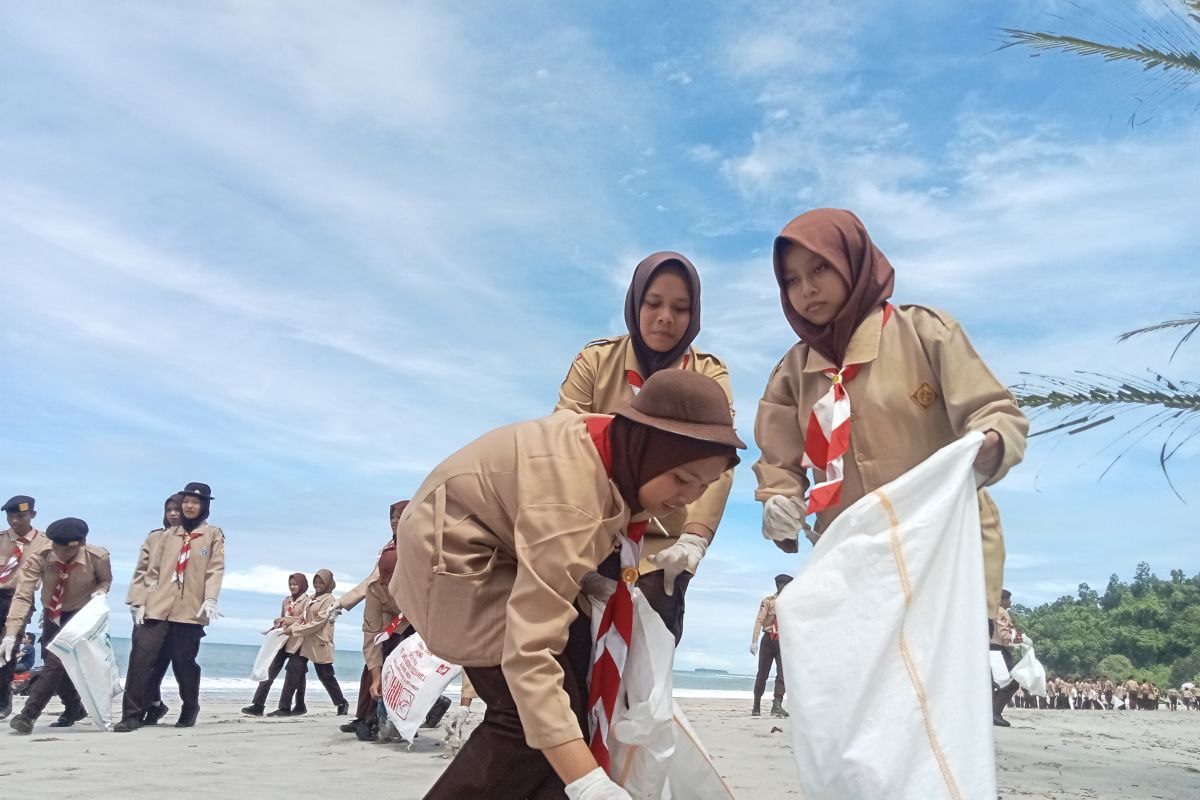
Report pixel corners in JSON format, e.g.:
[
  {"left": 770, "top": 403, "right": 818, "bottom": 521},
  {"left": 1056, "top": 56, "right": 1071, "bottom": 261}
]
[
  {"left": 277, "top": 594, "right": 311, "bottom": 655},
  {"left": 752, "top": 594, "right": 779, "bottom": 641},
  {"left": 391, "top": 411, "right": 632, "bottom": 750},
  {"left": 143, "top": 523, "right": 225, "bottom": 625},
  {"left": 753, "top": 305, "right": 1028, "bottom": 618},
  {"left": 991, "top": 606, "right": 1014, "bottom": 647},
  {"left": 555, "top": 335, "right": 736, "bottom": 568},
  {"left": 338, "top": 565, "right": 379, "bottom": 612},
  {"left": 291, "top": 592, "right": 337, "bottom": 664},
  {"left": 125, "top": 528, "right": 168, "bottom": 607},
  {"left": 5, "top": 544, "right": 112, "bottom": 637},
  {"left": 362, "top": 576, "right": 401, "bottom": 669},
  {"left": 0, "top": 528, "right": 49, "bottom": 594}
]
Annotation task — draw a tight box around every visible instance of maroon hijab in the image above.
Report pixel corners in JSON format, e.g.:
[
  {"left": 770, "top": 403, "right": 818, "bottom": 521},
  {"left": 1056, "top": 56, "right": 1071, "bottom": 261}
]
[
  {"left": 288, "top": 572, "right": 309, "bottom": 599},
  {"left": 773, "top": 209, "right": 895, "bottom": 366},
  {"left": 624, "top": 252, "right": 702, "bottom": 379}
]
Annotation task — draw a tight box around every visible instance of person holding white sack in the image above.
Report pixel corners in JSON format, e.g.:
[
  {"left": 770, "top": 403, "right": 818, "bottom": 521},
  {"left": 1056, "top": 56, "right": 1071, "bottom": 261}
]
[
  {"left": 4, "top": 517, "right": 111, "bottom": 734},
  {"left": 243, "top": 572, "right": 310, "bottom": 717},
  {"left": 753, "top": 208, "right": 1028, "bottom": 628},
  {"left": 277, "top": 568, "right": 349, "bottom": 716},
  {"left": 391, "top": 369, "right": 743, "bottom": 800},
  {"left": 116, "top": 481, "right": 225, "bottom": 731}
]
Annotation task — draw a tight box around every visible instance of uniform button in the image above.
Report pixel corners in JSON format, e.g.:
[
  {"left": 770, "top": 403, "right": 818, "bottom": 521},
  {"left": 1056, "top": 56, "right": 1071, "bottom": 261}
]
[{"left": 855, "top": 453, "right": 865, "bottom": 463}]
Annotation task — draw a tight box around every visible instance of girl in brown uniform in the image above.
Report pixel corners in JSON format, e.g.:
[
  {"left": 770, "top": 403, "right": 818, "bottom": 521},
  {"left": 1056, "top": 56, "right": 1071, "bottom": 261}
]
[
  {"left": 280, "top": 568, "right": 349, "bottom": 715},
  {"left": 753, "top": 209, "right": 1028, "bottom": 627},
  {"left": 393, "top": 369, "right": 743, "bottom": 800},
  {"left": 243, "top": 572, "right": 310, "bottom": 716},
  {"left": 556, "top": 252, "right": 735, "bottom": 642}
]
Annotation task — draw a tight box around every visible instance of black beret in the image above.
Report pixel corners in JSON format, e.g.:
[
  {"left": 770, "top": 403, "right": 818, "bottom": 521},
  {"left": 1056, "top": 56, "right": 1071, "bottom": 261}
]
[
  {"left": 774, "top": 573, "right": 794, "bottom": 586},
  {"left": 2, "top": 495, "right": 35, "bottom": 513},
  {"left": 46, "top": 517, "right": 89, "bottom": 543}
]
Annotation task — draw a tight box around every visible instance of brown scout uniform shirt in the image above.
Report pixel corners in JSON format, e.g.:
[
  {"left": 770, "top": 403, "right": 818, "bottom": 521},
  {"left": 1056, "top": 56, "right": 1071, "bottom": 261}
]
[
  {"left": 362, "top": 575, "right": 401, "bottom": 670},
  {"left": 277, "top": 594, "right": 311, "bottom": 655},
  {"left": 753, "top": 305, "right": 1028, "bottom": 618},
  {"left": 5, "top": 544, "right": 113, "bottom": 637},
  {"left": 391, "top": 411, "right": 632, "bottom": 750},
  {"left": 752, "top": 594, "right": 780, "bottom": 641},
  {"left": 555, "top": 335, "right": 735, "bottom": 570},
  {"left": 291, "top": 592, "right": 338, "bottom": 664},
  {"left": 125, "top": 528, "right": 168, "bottom": 607},
  {"left": 0, "top": 527, "right": 49, "bottom": 595},
  {"left": 142, "top": 522, "right": 225, "bottom": 625},
  {"left": 991, "top": 606, "right": 1014, "bottom": 647}
]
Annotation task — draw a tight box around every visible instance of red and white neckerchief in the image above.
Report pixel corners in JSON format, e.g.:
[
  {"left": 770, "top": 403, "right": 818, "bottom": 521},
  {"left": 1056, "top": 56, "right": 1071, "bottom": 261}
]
[
  {"left": 801, "top": 304, "right": 893, "bottom": 514},
  {"left": 373, "top": 612, "right": 406, "bottom": 645},
  {"left": 173, "top": 530, "right": 204, "bottom": 586},
  {"left": 0, "top": 531, "right": 37, "bottom": 585},
  {"left": 583, "top": 415, "right": 648, "bottom": 774},
  {"left": 625, "top": 354, "right": 690, "bottom": 395},
  {"left": 47, "top": 560, "right": 78, "bottom": 621}
]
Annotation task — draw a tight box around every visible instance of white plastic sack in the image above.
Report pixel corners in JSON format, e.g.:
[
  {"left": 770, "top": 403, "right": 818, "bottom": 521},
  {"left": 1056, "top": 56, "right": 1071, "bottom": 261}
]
[
  {"left": 588, "top": 591, "right": 735, "bottom": 800},
  {"left": 250, "top": 628, "right": 289, "bottom": 682},
  {"left": 777, "top": 433, "right": 996, "bottom": 800},
  {"left": 989, "top": 650, "right": 1013, "bottom": 689},
  {"left": 1009, "top": 642, "right": 1047, "bottom": 698},
  {"left": 45, "top": 595, "right": 123, "bottom": 731},
  {"left": 380, "top": 632, "right": 460, "bottom": 741}
]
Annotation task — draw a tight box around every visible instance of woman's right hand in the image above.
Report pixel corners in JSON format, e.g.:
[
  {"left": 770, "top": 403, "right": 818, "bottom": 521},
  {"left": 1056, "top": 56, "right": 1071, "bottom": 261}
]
[
  {"left": 762, "top": 495, "right": 807, "bottom": 541},
  {"left": 565, "top": 768, "right": 633, "bottom": 800}
]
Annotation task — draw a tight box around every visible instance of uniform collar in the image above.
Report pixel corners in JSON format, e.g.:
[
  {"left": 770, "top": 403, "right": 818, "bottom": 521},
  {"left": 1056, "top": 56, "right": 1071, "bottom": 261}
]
[
  {"left": 622, "top": 335, "right": 694, "bottom": 380},
  {"left": 53, "top": 545, "right": 89, "bottom": 567},
  {"left": 4, "top": 528, "right": 41, "bottom": 543},
  {"left": 803, "top": 305, "right": 887, "bottom": 373}
]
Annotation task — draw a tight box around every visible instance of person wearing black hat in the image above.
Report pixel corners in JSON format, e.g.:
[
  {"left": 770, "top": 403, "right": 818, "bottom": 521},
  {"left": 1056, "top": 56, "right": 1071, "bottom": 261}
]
[
  {"left": 116, "top": 482, "right": 225, "bottom": 732},
  {"left": 0, "top": 494, "right": 49, "bottom": 719},
  {"left": 750, "top": 573, "right": 793, "bottom": 718},
  {"left": 2, "top": 517, "right": 111, "bottom": 734},
  {"left": 393, "top": 369, "right": 744, "bottom": 800}
]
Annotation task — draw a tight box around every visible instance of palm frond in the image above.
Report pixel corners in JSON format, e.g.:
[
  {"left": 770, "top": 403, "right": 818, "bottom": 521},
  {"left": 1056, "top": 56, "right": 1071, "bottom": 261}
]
[
  {"left": 1117, "top": 313, "right": 1200, "bottom": 362},
  {"left": 999, "top": 29, "right": 1200, "bottom": 77}
]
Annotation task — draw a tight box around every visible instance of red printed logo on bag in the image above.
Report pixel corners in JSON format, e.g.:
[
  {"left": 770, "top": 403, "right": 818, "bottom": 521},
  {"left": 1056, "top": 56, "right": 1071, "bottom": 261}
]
[{"left": 436, "top": 664, "right": 451, "bottom": 676}]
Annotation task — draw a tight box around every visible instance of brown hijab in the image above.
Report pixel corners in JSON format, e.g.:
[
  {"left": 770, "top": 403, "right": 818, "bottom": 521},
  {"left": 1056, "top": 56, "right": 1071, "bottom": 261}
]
[
  {"left": 288, "top": 572, "right": 309, "bottom": 599},
  {"left": 313, "top": 568, "right": 335, "bottom": 596},
  {"left": 161, "top": 493, "right": 183, "bottom": 529},
  {"left": 773, "top": 209, "right": 895, "bottom": 366},
  {"left": 624, "top": 252, "right": 703, "bottom": 379},
  {"left": 377, "top": 541, "right": 398, "bottom": 585},
  {"left": 609, "top": 417, "right": 735, "bottom": 516}
]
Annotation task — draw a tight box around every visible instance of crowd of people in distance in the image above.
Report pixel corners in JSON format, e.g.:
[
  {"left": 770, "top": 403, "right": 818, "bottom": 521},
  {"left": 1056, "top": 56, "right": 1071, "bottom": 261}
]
[{"left": 1010, "top": 677, "right": 1197, "bottom": 711}]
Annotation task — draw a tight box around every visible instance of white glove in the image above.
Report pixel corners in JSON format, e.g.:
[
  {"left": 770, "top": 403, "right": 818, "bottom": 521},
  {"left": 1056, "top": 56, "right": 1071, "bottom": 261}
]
[
  {"left": 762, "top": 495, "right": 808, "bottom": 541},
  {"left": 579, "top": 572, "right": 617, "bottom": 603},
  {"left": 132, "top": 605, "right": 146, "bottom": 625},
  {"left": 200, "top": 599, "right": 221, "bottom": 621},
  {"left": 91, "top": 590, "right": 107, "bottom": 598},
  {"left": 750, "top": 641, "right": 759, "bottom": 656},
  {"left": 0, "top": 635, "right": 14, "bottom": 666},
  {"left": 648, "top": 533, "right": 707, "bottom": 596},
  {"left": 327, "top": 606, "right": 344, "bottom": 619},
  {"left": 565, "top": 768, "right": 633, "bottom": 800}
]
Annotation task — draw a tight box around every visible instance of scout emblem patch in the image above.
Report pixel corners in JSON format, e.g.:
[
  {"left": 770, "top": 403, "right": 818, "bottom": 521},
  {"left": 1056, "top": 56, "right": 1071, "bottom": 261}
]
[
  {"left": 910, "top": 381, "right": 938, "bottom": 409},
  {"left": 200, "top": 548, "right": 209, "bottom": 556}
]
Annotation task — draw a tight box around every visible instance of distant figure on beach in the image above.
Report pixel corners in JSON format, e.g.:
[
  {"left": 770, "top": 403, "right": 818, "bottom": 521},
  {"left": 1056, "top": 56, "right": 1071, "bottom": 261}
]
[
  {"left": 0, "top": 494, "right": 47, "bottom": 720},
  {"left": 4, "top": 517, "right": 111, "bottom": 734},
  {"left": 991, "top": 589, "right": 1019, "bottom": 727},
  {"left": 392, "top": 370, "right": 742, "bottom": 800},
  {"left": 243, "top": 572, "right": 310, "bottom": 717},
  {"left": 117, "top": 482, "right": 225, "bottom": 731},
  {"left": 555, "top": 251, "right": 736, "bottom": 645},
  {"left": 125, "top": 493, "right": 183, "bottom": 726},
  {"left": 749, "top": 573, "right": 792, "bottom": 718},
  {"left": 277, "top": 568, "right": 348, "bottom": 716}
]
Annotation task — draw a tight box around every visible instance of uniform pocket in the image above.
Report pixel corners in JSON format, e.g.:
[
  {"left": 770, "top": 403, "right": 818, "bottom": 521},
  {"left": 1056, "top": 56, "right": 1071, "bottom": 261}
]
[{"left": 424, "top": 552, "right": 513, "bottom": 666}]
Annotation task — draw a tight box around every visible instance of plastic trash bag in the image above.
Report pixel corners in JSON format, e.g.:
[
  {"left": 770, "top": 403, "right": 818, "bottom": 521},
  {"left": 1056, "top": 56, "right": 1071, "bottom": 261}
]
[
  {"left": 990, "top": 650, "right": 1014, "bottom": 689},
  {"left": 1009, "top": 642, "right": 1047, "bottom": 698},
  {"left": 250, "top": 628, "right": 289, "bottom": 681},
  {"left": 589, "top": 591, "right": 735, "bottom": 799},
  {"left": 776, "top": 433, "right": 997, "bottom": 800},
  {"left": 379, "top": 632, "right": 460, "bottom": 742},
  {"left": 46, "top": 594, "right": 122, "bottom": 731}
]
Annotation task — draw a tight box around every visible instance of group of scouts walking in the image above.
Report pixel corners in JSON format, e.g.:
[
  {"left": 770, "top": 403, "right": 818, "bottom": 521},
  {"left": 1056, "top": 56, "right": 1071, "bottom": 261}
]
[
  {"left": 3, "top": 208, "right": 1031, "bottom": 800},
  {"left": 1012, "top": 676, "right": 1193, "bottom": 711}
]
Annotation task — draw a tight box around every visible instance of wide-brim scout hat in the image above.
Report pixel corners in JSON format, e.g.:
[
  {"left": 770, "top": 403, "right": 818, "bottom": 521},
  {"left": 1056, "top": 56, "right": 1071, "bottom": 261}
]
[
  {"left": 613, "top": 369, "right": 746, "bottom": 451},
  {"left": 180, "top": 482, "right": 214, "bottom": 500},
  {"left": 2, "top": 495, "right": 35, "bottom": 513},
  {"left": 46, "top": 517, "right": 88, "bottom": 543}
]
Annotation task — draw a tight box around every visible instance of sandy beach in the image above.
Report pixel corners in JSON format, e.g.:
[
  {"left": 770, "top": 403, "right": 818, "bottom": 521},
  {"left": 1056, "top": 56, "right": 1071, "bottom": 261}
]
[{"left": 5, "top": 697, "right": 1199, "bottom": 798}]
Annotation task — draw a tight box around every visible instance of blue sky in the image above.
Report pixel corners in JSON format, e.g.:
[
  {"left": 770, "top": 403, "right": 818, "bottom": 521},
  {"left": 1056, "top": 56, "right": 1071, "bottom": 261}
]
[{"left": 2, "top": 1, "right": 1198, "bottom": 672}]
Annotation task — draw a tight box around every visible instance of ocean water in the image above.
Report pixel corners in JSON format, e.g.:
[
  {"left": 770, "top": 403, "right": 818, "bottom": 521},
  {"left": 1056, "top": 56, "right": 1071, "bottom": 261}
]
[{"left": 108, "top": 638, "right": 757, "bottom": 701}]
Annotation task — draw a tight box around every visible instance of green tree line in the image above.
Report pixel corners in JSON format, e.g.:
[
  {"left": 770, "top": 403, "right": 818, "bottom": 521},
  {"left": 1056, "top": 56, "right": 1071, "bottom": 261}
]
[{"left": 1011, "top": 563, "right": 1200, "bottom": 689}]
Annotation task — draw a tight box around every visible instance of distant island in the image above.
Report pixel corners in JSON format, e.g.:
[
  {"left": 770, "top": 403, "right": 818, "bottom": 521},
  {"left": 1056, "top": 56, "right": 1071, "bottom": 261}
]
[{"left": 694, "top": 668, "right": 729, "bottom": 675}]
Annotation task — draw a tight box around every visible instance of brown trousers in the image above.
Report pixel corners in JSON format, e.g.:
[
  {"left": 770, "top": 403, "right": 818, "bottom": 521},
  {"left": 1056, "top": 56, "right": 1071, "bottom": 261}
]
[
  {"left": 23, "top": 613, "right": 84, "bottom": 720},
  {"left": 422, "top": 614, "right": 592, "bottom": 800},
  {"left": 753, "top": 635, "right": 785, "bottom": 702}
]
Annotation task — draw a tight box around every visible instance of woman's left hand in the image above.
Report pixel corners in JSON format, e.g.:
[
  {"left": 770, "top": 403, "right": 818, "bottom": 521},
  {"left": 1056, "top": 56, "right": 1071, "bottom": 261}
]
[{"left": 973, "top": 430, "right": 1003, "bottom": 481}]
